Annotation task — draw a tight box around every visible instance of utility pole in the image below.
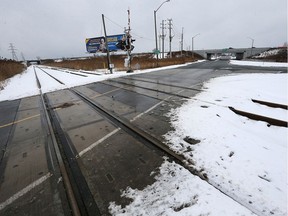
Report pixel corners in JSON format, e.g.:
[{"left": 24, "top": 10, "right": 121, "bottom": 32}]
[
  {"left": 248, "top": 37, "right": 254, "bottom": 57},
  {"left": 102, "top": 14, "right": 113, "bottom": 74},
  {"left": 154, "top": 0, "right": 170, "bottom": 65},
  {"left": 8, "top": 43, "right": 18, "bottom": 61},
  {"left": 181, "top": 28, "right": 184, "bottom": 56},
  {"left": 160, "top": 20, "right": 166, "bottom": 59},
  {"left": 159, "top": 35, "right": 162, "bottom": 55},
  {"left": 167, "top": 19, "right": 173, "bottom": 58},
  {"left": 192, "top": 33, "right": 200, "bottom": 59}
]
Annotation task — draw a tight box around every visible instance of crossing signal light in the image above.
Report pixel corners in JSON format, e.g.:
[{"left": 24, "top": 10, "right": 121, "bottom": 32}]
[{"left": 116, "top": 36, "right": 135, "bottom": 51}]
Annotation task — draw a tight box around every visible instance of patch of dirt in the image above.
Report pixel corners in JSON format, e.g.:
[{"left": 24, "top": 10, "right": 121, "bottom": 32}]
[
  {"left": 52, "top": 102, "right": 75, "bottom": 109},
  {"left": 184, "top": 136, "right": 201, "bottom": 145}
]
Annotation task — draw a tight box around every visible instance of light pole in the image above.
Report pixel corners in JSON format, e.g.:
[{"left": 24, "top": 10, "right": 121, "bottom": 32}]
[
  {"left": 154, "top": 0, "right": 170, "bottom": 66},
  {"left": 192, "top": 33, "right": 200, "bottom": 59},
  {"left": 248, "top": 37, "right": 254, "bottom": 57}
]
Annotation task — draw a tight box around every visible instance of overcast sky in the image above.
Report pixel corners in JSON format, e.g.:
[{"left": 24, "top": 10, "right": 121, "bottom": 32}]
[{"left": 0, "top": 0, "right": 287, "bottom": 60}]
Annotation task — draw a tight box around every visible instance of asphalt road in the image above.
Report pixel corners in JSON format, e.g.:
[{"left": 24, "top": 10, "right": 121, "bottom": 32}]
[{"left": 0, "top": 60, "right": 286, "bottom": 215}]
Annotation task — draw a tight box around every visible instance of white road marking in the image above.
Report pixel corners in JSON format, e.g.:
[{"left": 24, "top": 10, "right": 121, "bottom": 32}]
[
  {"left": 0, "top": 172, "right": 52, "bottom": 211},
  {"left": 78, "top": 101, "right": 167, "bottom": 157},
  {"left": 78, "top": 128, "right": 121, "bottom": 157},
  {"left": 130, "top": 100, "right": 166, "bottom": 122},
  {"left": 78, "top": 86, "right": 189, "bottom": 157}
]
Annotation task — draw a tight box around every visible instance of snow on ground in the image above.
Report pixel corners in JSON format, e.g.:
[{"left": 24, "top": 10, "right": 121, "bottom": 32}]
[
  {"left": 253, "top": 48, "right": 283, "bottom": 59},
  {"left": 0, "top": 69, "right": 39, "bottom": 101},
  {"left": 109, "top": 158, "right": 255, "bottom": 216},
  {"left": 109, "top": 72, "right": 287, "bottom": 216},
  {"left": 162, "top": 73, "right": 287, "bottom": 216},
  {"left": 0, "top": 62, "right": 196, "bottom": 102},
  {"left": 230, "top": 60, "right": 288, "bottom": 67},
  {"left": 0, "top": 60, "right": 287, "bottom": 215}
]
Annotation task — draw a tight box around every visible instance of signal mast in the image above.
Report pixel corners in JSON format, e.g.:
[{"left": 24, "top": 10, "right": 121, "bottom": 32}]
[{"left": 125, "top": 8, "right": 135, "bottom": 73}]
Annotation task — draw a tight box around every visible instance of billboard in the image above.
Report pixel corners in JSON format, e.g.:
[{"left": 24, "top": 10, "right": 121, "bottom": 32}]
[{"left": 85, "top": 34, "right": 126, "bottom": 53}]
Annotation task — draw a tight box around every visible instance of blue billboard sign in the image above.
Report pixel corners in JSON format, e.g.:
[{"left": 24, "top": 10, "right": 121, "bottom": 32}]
[{"left": 85, "top": 34, "right": 126, "bottom": 53}]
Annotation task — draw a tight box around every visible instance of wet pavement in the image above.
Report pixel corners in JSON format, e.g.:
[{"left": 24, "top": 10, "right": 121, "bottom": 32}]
[
  {"left": 0, "top": 96, "right": 69, "bottom": 216},
  {"left": 0, "top": 60, "right": 286, "bottom": 215}
]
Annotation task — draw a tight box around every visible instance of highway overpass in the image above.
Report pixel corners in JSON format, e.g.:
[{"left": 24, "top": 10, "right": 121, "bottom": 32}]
[{"left": 194, "top": 47, "right": 271, "bottom": 60}]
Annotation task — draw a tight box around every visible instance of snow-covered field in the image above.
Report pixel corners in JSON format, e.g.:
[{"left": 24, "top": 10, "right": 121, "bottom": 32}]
[{"left": 0, "top": 61, "right": 287, "bottom": 215}]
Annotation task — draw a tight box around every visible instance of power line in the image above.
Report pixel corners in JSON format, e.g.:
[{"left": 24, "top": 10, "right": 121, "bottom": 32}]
[
  {"left": 104, "top": 15, "right": 154, "bottom": 41},
  {"left": 104, "top": 15, "right": 125, "bottom": 31},
  {"left": 21, "top": 52, "right": 26, "bottom": 61}
]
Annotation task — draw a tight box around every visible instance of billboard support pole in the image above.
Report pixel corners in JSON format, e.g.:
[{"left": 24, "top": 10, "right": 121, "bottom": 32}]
[{"left": 102, "top": 14, "right": 113, "bottom": 74}]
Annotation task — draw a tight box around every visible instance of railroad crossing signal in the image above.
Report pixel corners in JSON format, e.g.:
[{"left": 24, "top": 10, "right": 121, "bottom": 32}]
[{"left": 116, "top": 35, "right": 135, "bottom": 51}]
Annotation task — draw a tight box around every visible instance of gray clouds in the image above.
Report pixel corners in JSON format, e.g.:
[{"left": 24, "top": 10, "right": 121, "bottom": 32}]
[{"left": 0, "top": 0, "right": 286, "bottom": 59}]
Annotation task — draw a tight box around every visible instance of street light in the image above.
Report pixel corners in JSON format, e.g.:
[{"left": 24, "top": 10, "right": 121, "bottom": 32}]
[
  {"left": 154, "top": 0, "right": 170, "bottom": 65},
  {"left": 192, "top": 33, "right": 200, "bottom": 59},
  {"left": 248, "top": 37, "right": 254, "bottom": 57}
]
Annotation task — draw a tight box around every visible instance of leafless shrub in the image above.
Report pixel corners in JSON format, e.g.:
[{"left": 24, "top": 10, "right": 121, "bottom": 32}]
[{"left": 0, "top": 59, "right": 26, "bottom": 81}]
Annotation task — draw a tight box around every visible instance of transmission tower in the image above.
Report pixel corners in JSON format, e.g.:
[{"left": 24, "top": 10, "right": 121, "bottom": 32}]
[{"left": 8, "top": 43, "right": 18, "bottom": 61}]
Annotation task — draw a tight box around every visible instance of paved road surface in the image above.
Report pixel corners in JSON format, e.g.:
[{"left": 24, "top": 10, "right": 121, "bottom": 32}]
[{"left": 0, "top": 60, "right": 286, "bottom": 215}]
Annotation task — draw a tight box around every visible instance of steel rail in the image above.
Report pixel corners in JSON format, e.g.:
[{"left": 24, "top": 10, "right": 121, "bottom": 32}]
[
  {"left": 35, "top": 66, "right": 65, "bottom": 85},
  {"left": 35, "top": 66, "right": 264, "bottom": 215},
  {"left": 41, "top": 66, "right": 102, "bottom": 76},
  {"left": 43, "top": 94, "right": 102, "bottom": 216},
  {"left": 105, "top": 79, "right": 191, "bottom": 99},
  {"left": 120, "top": 76, "right": 202, "bottom": 92},
  {"left": 72, "top": 88, "right": 267, "bottom": 216},
  {"left": 35, "top": 66, "right": 102, "bottom": 215},
  {"left": 99, "top": 80, "right": 185, "bottom": 107},
  {"left": 72, "top": 89, "right": 204, "bottom": 178},
  {"left": 34, "top": 67, "right": 82, "bottom": 216},
  {"left": 47, "top": 67, "right": 88, "bottom": 77}
]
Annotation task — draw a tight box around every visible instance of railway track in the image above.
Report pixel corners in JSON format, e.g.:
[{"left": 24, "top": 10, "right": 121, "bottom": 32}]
[
  {"left": 31, "top": 67, "right": 205, "bottom": 213},
  {"left": 33, "top": 67, "right": 198, "bottom": 164},
  {"left": 34, "top": 67, "right": 84, "bottom": 216},
  {"left": 121, "top": 76, "right": 202, "bottom": 92},
  {"left": 32, "top": 65, "right": 205, "bottom": 215},
  {"left": 0, "top": 60, "right": 285, "bottom": 216},
  {"left": 30, "top": 66, "right": 283, "bottom": 216},
  {"left": 35, "top": 66, "right": 104, "bottom": 215},
  {"left": 101, "top": 76, "right": 288, "bottom": 128},
  {"left": 41, "top": 65, "right": 103, "bottom": 76},
  {"left": 104, "top": 78, "right": 192, "bottom": 99}
]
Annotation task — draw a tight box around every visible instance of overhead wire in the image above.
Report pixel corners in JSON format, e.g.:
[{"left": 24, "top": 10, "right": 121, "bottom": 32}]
[
  {"left": 103, "top": 15, "right": 154, "bottom": 42},
  {"left": 88, "top": 10, "right": 156, "bottom": 52},
  {"left": 104, "top": 15, "right": 125, "bottom": 31}
]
